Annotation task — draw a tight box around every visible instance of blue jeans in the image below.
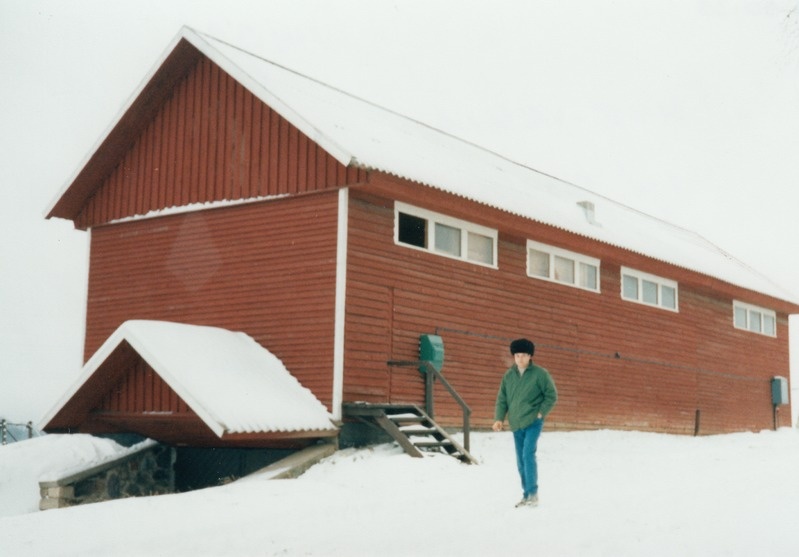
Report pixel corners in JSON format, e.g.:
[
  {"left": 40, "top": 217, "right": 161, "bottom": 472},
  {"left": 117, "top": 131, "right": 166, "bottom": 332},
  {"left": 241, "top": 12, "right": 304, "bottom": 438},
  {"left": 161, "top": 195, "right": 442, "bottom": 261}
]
[{"left": 513, "top": 419, "right": 543, "bottom": 498}]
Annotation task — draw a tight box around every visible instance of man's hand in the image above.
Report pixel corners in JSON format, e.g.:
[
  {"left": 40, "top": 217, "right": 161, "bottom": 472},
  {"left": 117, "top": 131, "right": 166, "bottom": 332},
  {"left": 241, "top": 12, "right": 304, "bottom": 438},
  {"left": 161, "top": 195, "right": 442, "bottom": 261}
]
[{"left": 492, "top": 420, "right": 503, "bottom": 432}]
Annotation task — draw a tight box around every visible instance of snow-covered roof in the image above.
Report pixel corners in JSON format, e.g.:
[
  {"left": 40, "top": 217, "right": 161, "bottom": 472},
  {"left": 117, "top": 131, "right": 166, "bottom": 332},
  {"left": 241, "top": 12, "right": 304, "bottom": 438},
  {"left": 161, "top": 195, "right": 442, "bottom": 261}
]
[
  {"left": 183, "top": 29, "right": 799, "bottom": 305},
  {"left": 40, "top": 320, "right": 337, "bottom": 437},
  {"left": 47, "top": 26, "right": 798, "bottom": 305}
]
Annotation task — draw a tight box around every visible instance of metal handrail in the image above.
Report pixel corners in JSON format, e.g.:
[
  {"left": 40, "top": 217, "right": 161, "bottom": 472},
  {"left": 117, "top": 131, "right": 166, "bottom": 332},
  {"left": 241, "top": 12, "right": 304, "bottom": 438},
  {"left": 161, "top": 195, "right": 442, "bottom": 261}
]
[{"left": 386, "top": 360, "right": 472, "bottom": 453}]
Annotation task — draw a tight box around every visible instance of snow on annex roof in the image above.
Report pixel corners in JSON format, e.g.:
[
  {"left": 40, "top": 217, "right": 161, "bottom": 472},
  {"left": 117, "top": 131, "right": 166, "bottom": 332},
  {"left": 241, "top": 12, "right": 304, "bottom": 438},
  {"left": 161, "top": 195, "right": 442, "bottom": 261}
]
[{"left": 40, "top": 320, "right": 337, "bottom": 436}]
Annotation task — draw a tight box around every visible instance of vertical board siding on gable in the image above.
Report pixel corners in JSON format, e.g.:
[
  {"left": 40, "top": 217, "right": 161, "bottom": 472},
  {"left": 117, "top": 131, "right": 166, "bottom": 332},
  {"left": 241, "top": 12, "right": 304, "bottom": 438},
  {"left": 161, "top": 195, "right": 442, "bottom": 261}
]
[
  {"left": 76, "top": 56, "right": 365, "bottom": 229},
  {"left": 345, "top": 183, "right": 786, "bottom": 434},
  {"left": 85, "top": 193, "right": 339, "bottom": 409},
  {"left": 99, "top": 359, "right": 189, "bottom": 414}
]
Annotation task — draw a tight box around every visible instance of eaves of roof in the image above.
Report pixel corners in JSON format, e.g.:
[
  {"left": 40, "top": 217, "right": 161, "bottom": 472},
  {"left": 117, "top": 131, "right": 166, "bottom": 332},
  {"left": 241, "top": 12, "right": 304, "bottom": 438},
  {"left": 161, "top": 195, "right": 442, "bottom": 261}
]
[
  {"left": 46, "top": 27, "right": 799, "bottom": 307},
  {"left": 39, "top": 320, "right": 337, "bottom": 437}
]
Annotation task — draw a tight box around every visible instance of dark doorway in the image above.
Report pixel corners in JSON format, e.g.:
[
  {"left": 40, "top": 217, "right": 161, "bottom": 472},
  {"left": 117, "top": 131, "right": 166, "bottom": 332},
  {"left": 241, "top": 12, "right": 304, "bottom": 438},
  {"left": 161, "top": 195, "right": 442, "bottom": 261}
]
[{"left": 174, "top": 447, "right": 294, "bottom": 491}]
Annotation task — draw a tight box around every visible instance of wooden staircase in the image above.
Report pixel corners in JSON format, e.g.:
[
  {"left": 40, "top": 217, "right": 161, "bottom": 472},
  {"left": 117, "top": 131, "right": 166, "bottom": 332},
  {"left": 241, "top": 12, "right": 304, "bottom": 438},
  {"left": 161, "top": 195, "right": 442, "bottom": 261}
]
[{"left": 343, "top": 403, "right": 478, "bottom": 465}]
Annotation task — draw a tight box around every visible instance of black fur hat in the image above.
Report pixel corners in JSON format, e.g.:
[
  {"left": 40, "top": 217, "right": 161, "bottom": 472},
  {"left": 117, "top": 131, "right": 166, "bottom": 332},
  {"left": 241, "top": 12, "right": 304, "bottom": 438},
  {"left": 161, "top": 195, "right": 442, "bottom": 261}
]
[{"left": 509, "top": 338, "right": 535, "bottom": 356}]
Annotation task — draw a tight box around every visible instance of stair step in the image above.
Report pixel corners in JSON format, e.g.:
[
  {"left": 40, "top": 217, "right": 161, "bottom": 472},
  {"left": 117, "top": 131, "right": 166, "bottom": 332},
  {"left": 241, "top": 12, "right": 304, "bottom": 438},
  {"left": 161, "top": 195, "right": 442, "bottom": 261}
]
[
  {"left": 383, "top": 407, "right": 425, "bottom": 416},
  {"left": 390, "top": 416, "right": 428, "bottom": 426},
  {"left": 402, "top": 428, "right": 438, "bottom": 437},
  {"left": 389, "top": 418, "right": 433, "bottom": 429},
  {"left": 343, "top": 402, "right": 478, "bottom": 465},
  {"left": 414, "top": 440, "right": 454, "bottom": 448}
]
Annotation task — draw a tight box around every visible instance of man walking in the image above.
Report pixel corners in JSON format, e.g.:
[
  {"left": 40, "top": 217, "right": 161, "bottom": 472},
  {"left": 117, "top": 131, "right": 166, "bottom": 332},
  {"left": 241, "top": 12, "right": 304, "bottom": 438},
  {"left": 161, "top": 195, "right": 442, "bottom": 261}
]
[{"left": 493, "top": 338, "right": 558, "bottom": 507}]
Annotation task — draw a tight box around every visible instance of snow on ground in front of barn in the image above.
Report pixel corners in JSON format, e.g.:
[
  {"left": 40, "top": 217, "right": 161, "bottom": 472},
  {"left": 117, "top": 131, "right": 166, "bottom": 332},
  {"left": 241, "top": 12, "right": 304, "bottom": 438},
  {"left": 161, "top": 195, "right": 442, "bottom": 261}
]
[
  {"left": 0, "top": 434, "right": 137, "bottom": 518},
  {"left": 1, "top": 429, "right": 799, "bottom": 556}
]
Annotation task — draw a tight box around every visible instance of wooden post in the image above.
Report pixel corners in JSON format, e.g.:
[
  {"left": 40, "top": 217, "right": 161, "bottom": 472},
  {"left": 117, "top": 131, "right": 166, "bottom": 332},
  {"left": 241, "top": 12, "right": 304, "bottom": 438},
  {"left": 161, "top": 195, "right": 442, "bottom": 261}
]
[{"left": 425, "top": 366, "right": 435, "bottom": 419}]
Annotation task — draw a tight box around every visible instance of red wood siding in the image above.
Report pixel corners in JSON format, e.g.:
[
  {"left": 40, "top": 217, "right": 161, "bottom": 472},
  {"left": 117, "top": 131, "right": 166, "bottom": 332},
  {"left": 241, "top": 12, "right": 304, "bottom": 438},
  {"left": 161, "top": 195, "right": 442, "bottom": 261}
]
[
  {"left": 344, "top": 178, "right": 792, "bottom": 434},
  {"left": 85, "top": 192, "right": 341, "bottom": 409},
  {"left": 68, "top": 46, "right": 794, "bottom": 437},
  {"left": 98, "top": 359, "right": 190, "bottom": 415},
  {"left": 75, "top": 55, "right": 365, "bottom": 229}
]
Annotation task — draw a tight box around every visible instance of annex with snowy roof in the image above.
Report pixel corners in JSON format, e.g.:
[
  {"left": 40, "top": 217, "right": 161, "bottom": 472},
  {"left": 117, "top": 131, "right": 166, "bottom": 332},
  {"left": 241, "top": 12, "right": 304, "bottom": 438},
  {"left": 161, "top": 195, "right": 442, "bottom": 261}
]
[
  {"left": 42, "top": 320, "right": 337, "bottom": 446},
  {"left": 43, "top": 27, "right": 797, "bottom": 455}
]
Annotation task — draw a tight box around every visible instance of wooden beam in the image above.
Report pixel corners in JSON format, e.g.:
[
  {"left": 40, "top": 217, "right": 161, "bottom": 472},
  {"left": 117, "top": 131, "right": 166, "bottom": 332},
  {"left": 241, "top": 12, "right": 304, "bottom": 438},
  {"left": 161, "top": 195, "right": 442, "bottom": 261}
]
[{"left": 374, "top": 414, "right": 423, "bottom": 458}]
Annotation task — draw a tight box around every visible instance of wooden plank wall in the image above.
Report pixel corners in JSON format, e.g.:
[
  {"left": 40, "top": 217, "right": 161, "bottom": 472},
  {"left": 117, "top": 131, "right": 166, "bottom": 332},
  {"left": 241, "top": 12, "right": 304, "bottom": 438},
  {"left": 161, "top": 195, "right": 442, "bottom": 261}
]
[
  {"left": 71, "top": 49, "right": 791, "bottom": 435},
  {"left": 99, "top": 359, "right": 189, "bottom": 415},
  {"left": 85, "top": 192, "right": 340, "bottom": 409},
  {"left": 75, "top": 55, "right": 365, "bottom": 229},
  {"left": 345, "top": 180, "right": 790, "bottom": 434}
]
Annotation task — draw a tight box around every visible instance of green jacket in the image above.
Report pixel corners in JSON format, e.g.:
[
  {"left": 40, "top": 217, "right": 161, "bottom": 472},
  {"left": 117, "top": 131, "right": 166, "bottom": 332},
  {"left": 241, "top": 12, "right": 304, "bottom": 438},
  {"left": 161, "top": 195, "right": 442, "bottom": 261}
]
[{"left": 494, "top": 362, "right": 558, "bottom": 431}]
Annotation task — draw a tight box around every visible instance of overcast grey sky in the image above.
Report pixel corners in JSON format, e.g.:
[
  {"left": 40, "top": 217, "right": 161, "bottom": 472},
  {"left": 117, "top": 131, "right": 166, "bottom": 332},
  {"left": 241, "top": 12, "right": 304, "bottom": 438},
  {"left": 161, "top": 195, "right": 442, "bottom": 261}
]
[{"left": 2, "top": 0, "right": 799, "bottom": 423}]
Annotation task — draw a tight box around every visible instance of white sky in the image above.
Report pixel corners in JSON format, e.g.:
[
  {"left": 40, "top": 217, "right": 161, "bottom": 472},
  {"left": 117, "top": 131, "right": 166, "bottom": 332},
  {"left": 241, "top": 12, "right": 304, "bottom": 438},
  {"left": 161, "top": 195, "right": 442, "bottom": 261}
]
[{"left": 2, "top": 0, "right": 799, "bottom": 423}]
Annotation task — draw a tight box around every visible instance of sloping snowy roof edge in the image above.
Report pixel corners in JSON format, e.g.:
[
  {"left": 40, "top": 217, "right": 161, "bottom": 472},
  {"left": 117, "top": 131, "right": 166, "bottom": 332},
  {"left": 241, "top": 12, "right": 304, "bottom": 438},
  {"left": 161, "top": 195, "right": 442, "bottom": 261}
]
[
  {"left": 188, "top": 28, "right": 799, "bottom": 306},
  {"left": 47, "top": 26, "right": 799, "bottom": 306},
  {"left": 39, "top": 320, "right": 337, "bottom": 436}
]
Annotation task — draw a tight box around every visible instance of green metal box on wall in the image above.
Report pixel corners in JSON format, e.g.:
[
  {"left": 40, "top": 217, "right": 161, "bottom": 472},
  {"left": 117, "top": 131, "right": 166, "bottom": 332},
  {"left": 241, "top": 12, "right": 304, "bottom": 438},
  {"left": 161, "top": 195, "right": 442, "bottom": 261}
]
[
  {"left": 419, "top": 334, "right": 444, "bottom": 372},
  {"left": 771, "top": 376, "right": 789, "bottom": 405}
]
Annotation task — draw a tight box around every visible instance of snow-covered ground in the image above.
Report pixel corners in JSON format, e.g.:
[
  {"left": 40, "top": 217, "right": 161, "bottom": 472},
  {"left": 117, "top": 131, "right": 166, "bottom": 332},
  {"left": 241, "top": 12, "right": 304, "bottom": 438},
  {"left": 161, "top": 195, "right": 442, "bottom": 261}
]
[{"left": 1, "top": 428, "right": 798, "bottom": 556}]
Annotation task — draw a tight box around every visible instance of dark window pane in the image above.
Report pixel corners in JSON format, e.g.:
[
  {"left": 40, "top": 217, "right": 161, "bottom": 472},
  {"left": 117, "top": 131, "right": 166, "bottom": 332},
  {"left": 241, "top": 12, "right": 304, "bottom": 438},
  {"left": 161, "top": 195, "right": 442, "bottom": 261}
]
[{"left": 398, "top": 212, "right": 426, "bottom": 248}]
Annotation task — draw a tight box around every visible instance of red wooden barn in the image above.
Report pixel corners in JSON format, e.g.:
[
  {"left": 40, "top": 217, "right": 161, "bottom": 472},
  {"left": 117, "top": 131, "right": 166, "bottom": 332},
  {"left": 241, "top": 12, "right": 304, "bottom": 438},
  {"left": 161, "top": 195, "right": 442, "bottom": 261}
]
[{"left": 41, "top": 27, "right": 798, "bottom": 455}]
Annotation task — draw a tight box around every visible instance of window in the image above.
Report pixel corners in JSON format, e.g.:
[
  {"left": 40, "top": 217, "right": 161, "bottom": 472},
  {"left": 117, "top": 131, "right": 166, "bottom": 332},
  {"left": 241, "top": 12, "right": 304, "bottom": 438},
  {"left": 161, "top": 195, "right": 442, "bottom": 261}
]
[
  {"left": 526, "top": 240, "right": 600, "bottom": 292},
  {"left": 620, "top": 267, "right": 678, "bottom": 311},
  {"left": 733, "top": 301, "right": 776, "bottom": 337},
  {"left": 397, "top": 212, "right": 426, "bottom": 248},
  {"left": 395, "top": 202, "right": 497, "bottom": 267}
]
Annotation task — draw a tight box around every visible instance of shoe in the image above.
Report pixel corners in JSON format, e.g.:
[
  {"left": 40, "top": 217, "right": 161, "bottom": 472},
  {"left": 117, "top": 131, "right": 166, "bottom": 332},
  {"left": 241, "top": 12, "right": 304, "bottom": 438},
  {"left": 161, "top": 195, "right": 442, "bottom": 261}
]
[{"left": 515, "top": 494, "right": 538, "bottom": 507}]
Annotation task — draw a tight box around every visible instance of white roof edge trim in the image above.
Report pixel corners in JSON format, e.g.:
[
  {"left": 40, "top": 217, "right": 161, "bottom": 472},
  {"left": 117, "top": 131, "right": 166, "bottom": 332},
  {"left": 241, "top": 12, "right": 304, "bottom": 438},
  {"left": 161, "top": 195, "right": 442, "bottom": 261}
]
[
  {"left": 46, "top": 23, "right": 798, "bottom": 306},
  {"left": 44, "top": 25, "right": 355, "bottom": 220},
  {"left": 43, "top": 29, "right": 191, "bottom": 219},
  {"left": 37, "top": 324, "right": 128, "bottom": 431},
  {"left": 39, "top": 320, "right": 336, "bottom": 436},
  {"left": 104, "top": 192, "right": 291, "bottom": 227},
  {"left": 35, "top": 322, "right": 222, "bottom": 435},
  {"left": 183, "top": 27, "right": 354, "bottom": 167}
]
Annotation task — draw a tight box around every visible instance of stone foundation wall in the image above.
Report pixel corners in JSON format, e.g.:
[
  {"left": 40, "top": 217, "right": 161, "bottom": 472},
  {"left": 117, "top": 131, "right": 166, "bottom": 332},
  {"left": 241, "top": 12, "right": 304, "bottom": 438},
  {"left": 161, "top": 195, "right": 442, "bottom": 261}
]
[{"left": 40, "top": 440, "right": 175, "bottom": 510}]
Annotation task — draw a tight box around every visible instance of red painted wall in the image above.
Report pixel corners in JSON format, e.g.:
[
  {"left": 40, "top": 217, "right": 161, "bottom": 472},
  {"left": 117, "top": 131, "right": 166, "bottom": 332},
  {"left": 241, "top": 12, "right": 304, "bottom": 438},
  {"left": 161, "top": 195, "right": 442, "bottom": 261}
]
[
  {"left": 86, "top": 193, "right": 340, "bottom": 409},
  {"left": 75, "top": 55, "right": 365, "bottom": 229},
  {"left": 68, "top": 51, "right": 794, "bottom": 436},
  {"left": 344, "top": 178, "right": 792, "bottom": 434}
]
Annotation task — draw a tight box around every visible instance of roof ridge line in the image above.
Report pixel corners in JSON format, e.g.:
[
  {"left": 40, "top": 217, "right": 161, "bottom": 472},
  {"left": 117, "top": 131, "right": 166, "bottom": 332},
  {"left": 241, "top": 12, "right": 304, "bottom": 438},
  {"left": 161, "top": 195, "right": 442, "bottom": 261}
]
[{"left": 192, "top": 29, "right": 730, "bottom": 245}]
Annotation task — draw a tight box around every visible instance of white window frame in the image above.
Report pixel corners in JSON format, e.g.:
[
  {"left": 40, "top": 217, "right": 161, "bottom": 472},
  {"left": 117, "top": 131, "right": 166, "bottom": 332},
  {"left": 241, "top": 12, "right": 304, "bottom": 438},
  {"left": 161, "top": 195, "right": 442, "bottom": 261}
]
[
  {"left": 526, "top": 239, "right": 601, "bottom": 293},
  {"left": 620, "top": 266, "right": 679, "bottom": 312},
  {"left": 733, "top": 300, "right": 777, "bottom": 337},
  {"left": 394, "top": 202, "right": 498, "bottom": 268}
]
